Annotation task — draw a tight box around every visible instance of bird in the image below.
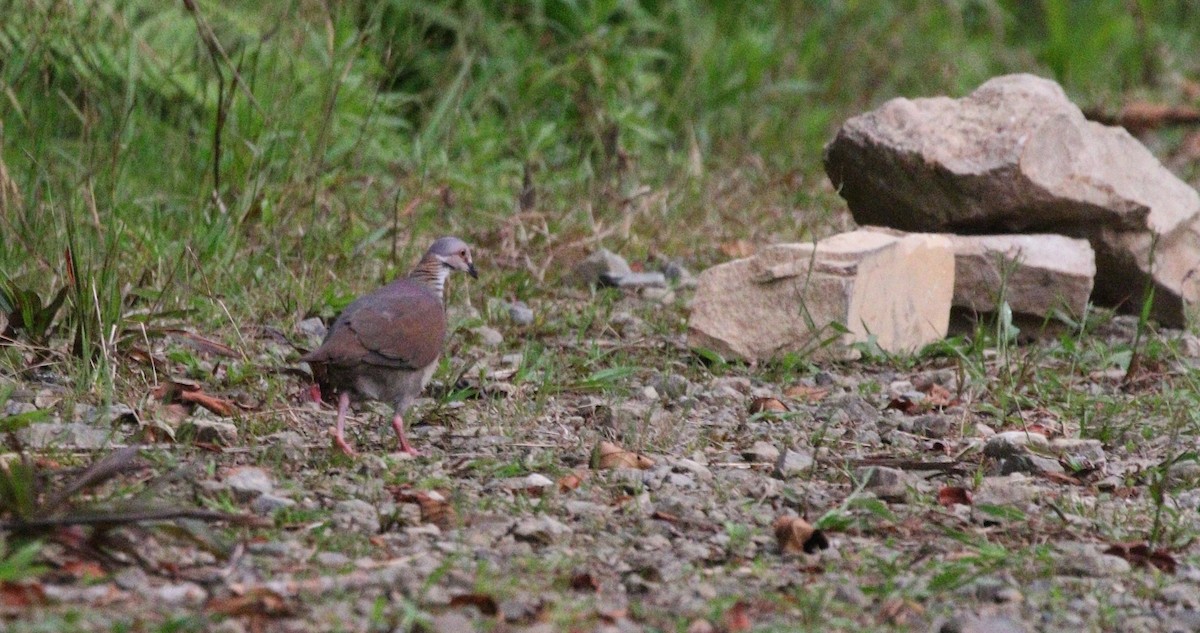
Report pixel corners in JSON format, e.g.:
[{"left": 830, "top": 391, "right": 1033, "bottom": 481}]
[{"left": 301, "top": 237, "right": 477, "bottom": 456}]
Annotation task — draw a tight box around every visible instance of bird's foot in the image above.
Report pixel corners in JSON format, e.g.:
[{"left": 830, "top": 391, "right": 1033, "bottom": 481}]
[
  {"left": 330, "top": 429, "right": 358, "bottom": 457},
  {"left": 397, "top": 441, "right": 423, "bottom": 457}
]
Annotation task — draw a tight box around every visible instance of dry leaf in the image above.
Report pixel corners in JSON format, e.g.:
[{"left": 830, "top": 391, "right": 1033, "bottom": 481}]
[
  {"left": 773, "top": 516, "right": 829, "bottom": 554},
  {"left": 166, "top": 329, "right": 240, "bottom": 359},
  {"left": 0, "top": 581, "right": 46, "bottom": 607},
  {"left": 392, "top": 488, "right": 456, "bottom": 529},
  {"left": 748, "top": 397, "right": 789, "bottom": 414},
  {"left": 557, "top": 471, "right": 585, "bottom": 493},
  {"left": 591, "top": 441, "right": 654, "bottom": 470},
  {"left": 722, "top": 601, "right": 752, "bottom": 632},
  {"left": 782, "top": 384, "right": 829, "bottom": 403},
  {"left": 449, "top": 593, "right": 498, "bottom": 616},
  {"left": 179, "top": 388, "right": 236, "bottom": 417},
  {"left": 923, "top": 383, "right": 954, "bottom": 408},
  {"left": 937, "top": 486, "right": 973, "bottom": 507},
  {"left": 569, "top": 571, "right": 600, "bottom": 592},
  {"left": 207, "top": 587, "right": 291, "bottom": 617}
]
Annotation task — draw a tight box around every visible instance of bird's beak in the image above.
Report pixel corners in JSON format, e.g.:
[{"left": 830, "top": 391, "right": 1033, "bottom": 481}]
[{"left": 467, "top": 262, "right": 478, "bottom": 279}]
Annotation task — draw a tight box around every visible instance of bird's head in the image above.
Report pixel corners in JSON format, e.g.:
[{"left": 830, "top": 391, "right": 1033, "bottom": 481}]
[{"left": 427, "top": 236, "right": 478, "bottom": 279}]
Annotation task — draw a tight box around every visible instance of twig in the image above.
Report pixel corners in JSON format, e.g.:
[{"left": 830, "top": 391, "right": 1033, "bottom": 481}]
[{"left": 1, "top": 508, "right": 268, "bottom": 530}]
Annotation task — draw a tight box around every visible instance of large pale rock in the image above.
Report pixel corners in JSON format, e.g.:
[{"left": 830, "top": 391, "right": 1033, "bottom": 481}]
[
  {"left": 948, "top": 233, "right": 1095, "bottom": 318},
  {"left": 688, "top": 230, "right": 953, "bottom": 361},
  {"left": 824, "top": 73, "right": 1200, "bottom": 326}
]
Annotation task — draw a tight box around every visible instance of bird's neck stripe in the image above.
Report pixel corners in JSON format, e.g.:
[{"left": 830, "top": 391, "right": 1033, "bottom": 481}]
[{"left": 409, "top": 259, "right": 448, "bottom": 302}]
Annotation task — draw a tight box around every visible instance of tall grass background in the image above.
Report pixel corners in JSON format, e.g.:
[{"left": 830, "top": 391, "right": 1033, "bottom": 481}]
[{"left": 1, "top": 0, "right": 1198, "bottom": 395}]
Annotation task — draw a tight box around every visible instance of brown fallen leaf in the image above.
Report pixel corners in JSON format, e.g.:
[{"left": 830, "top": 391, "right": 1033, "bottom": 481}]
[
  {"left": 206, "top": 587, "right": 291, "bottom": 617},
  {"left": 922, "top": 383, "right": 954, "bottom": 408},
  {"left": 591, "top": 441, "right": 654, "bottom": 470},
  {"left": 748, "top": 397, "right": 789, "bottom": 415},
  {"left": 569, "top": 571, "right": 600, "bottom": 592},
  {"left": 392, "top": 488, "right": 457, "bottom": 529},
  {"left": 1103, "top": 542, "right": 1177, "bottom": 574},
  {"left": 165, "top": 329, "right": 241, "bottom": 359},
  {"left": 782, "top": 384, "right": 829, "bottom": 403},
  {"left": 179, "top": 388, "right": 236, "bottom": 417},
  {"left": 557, "top": 471, "right": 585, "bottom": 493},
  {"left": 773, "top": 515, "right": 829, "bottom": 554},
  {"left": 722, "top": 600, "right": 752, "bottom": 632},
  {"left": 448, "top": 593, "right": 498, "bottom": 616},
  {"left": 884, "top": 395, "right": 920, "bottom": 415},
  {"left": 937, "top": 486, "right": 973, "bottom": 507},
  {"left": 0, "top": 581, "right": 46, "bottom": 607}
]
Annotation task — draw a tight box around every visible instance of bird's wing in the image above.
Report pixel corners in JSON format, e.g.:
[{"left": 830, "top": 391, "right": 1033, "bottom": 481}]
[{"left": 301, "top": 281, "right": 446, "bottom": 371}]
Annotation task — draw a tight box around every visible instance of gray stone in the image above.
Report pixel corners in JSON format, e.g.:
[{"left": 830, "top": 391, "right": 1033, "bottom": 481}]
[
  {"left": 333, "top": 499, "right": 380, "bottom": 534},
  {"left": 1050, "top": 438, "right": 1107, "bottom": 469},
  {"left": 471, "top": 325, "right": 504, "bottom": 347},
  {"left": 946, "top": 233, "right": 1095, "bottom": 319},
  {"left": 688, "top": 230, "right": 955, "bottom": 361},
  {"left": 223, "top": 467, "right": 274, "bottom": 501},
  {"left": 513, "top": 516, "right": 573, "bottom": 544},
  {"left": 314, "top": 551, "right": 352, "bottom": 567},
  {"left": 742, "top": 441, "right": 780, "bottom": 463},
  {"left": 507, "top": 301, "right": 534, "bottom": 325},
  {"left": 913, "top": 413, "right": 955, "bottom": 438},
  {"left": 999, "top": 453, "right": 1065, "bottom": 475},
  {"left": 773, "top": 449, "right": 815, "bottom": 479},
  {"left": 1055, "top": 542, "right": 1132, "bottom": 577},
  {"left": 824, "top": 73, "right": 1200, "bottom": 326},
  {"left": 601, "top": 272, "right": 668, "bottom": 289},
  {"left": 939, "top": 615, "right": 1027, "bottom": 633},
  {"left": 430, "top": 612, "right": 475, "bottom": 633},
  {"left": 855, "top": 466, "right": 911, "bottom": 501},
  {"left": 155, "top": 581, "right": 206, "bottom": 606},
  {"left": 662, "top": 261, "right": 698, "bottom": 288},
  {"left": 653, "top": 373, "right": 691, "bottom": 399},
  {"left": 974, "top": 474, "right": 1041, "bottom": 509},
  {"left": 297, "top": 316, "right": 327, "bottom": 341},
  {"left": 184, "top": 418, "right": 238, "bottom": 445},
  {"left": 1161, "top": 582, "right": 1200, "bottom": 608},
  {"left": 984, "top": 431, "right": 1050, "bottom": 459},
  {"left": 572, "top": 249, "right": 632, "bottom": 286},
  {"left": 17, "top": 422, "right": 112, "bottom": 449},
  {"left": 251, "top": 494, "right": 296, "bottom": 515}
]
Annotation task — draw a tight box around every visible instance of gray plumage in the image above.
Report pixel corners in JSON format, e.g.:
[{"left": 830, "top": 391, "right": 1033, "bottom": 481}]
[{"left": 302, "top": 237, "right": 477, "bottom": 455}]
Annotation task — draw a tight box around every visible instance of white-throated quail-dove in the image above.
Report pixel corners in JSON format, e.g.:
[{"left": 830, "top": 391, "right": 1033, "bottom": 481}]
[{"left": 301, "top": 237, "right": 477, "bottom": 456}]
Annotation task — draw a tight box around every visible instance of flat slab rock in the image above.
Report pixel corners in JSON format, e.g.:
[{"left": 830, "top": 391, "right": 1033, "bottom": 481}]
[
  {"left": 945, "top": 232, "right": 1094, "bottom": 318},
  {"left": 688, "top": 229, "right": 953, "bottom": 361},
  {"left": 825, "top": 73, "right": 1200, "bottom": 326}
]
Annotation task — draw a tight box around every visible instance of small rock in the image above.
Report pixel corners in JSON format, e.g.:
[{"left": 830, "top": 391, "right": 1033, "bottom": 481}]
[
  {"left": 661, "top": 261, "right": 698, "bottom": 288},
  {"left": 984, "top": 431, "right": 1049, "bottom": 459},
  {"left": 939, "top": 615, "right": 1027, "bottom": 633},
  {"left": 572, "top": 249, "right": 632, "bottom": 286},
  {"left": 1161, "top": 582, "right": 1200, "bottom": 608},
  {"left": 913, "top": 413, "right": 954, "bottom": 438},
  {"left": 333, "top": 499, "right": 380, "bottom": 534},
  {"left": 833, "top": 581, "right": 871, "bottom": 608},
  {"left": 1055, "top": 542, "right": 1132, "bottom": 577},
  {"left": 513, "top": 516, "right": 573, "bottom": 544},
  {"left": 185, "top": 418, "right": 238, "bottom": 445},
  {"left": 251, "top": 494, "right": 296, "bottom": 515},
  {"left": 999, "top": 453, "right": 1064, "bottom": 475},
  {"left": 601, "top": 271, "right": 668, "bottom": 289},
  {"left": 653, "top": 373, "right": 690, "bottom": 399},
  {"left": 742, "top": 441, "right": 780, "bottom": 464},
  {"left": 855, "top": 466, "right": 911, "bottom": 501},
  {"left": 314, "top": 551, "right": 351, "bottom": 567},
  {"left": 639, "top": 386, "right": 659, "bottom": 401},
  {"left": 223, "top": 467, "right": 274, "bottom": 501},
  {"left": 17, "top": 422, "right": 112, "bottom": 449},
  {"left": 507, "top": 301, "right": 534, "bottom": 325},
  {"left": 1049, "top": 438, "right": 1107, "bottom": 469},
  {"left": 773, "top": 449, "right": 815, "bottom": 479},
  {"left": 471, "top": 326, "right": 504, "bottom": 347},
  {"left": 974, "top": 474, "right": 1042, "bottom": 509},
  {"left": 155, "top": 581, "right": 206, "bottom": 606},
  {"left": 297, "top": 316, "right": 327, "bottom": 341}
]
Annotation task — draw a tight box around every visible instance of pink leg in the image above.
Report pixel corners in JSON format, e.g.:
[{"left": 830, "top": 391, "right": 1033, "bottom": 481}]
[
  {"left": 331, "top": 392, "right": 357, "bottom": 456},
  {"left": 391, "top": 413, "right": 422, "bottom": 456}
]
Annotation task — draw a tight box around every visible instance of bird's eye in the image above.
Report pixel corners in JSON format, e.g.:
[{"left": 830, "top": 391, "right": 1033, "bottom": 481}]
[{"left": 459, "top": 250, "right": 468, "bottom": 257}]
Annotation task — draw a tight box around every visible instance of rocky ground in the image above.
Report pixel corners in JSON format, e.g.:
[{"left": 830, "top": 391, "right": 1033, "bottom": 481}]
[{"left": 2, "top": 278, "right": 1200, "bottom": 633}]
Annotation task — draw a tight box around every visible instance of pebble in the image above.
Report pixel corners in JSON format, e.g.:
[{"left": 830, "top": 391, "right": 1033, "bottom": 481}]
[
  {"left": 223, "top": 466, "right": 274, "bottom": 501},
  {"left": 742, "top": 441, "right": 780, "bottom": 463},
  {"left": 17, "top": 422, "right": 113, "bottom": 449},
  {"left": 333, "top": 499, "right": 381, "bottom": 534},
  {"left": 773, "top": 449, "right": 814, "bottom": 479},
  {"left": 984, "top": 431, "right": 1050, "bottom": 458},
  {"left": 155, "top": 581, "right": 207, "bottom": 606},
  {"left": 1049, "top": 438, "right": 1107, "bottom": 468},
  {"left": 513, "top": 516, "right": 573, "bottom": 544},
  {"left": 185, "top": 418, "right": 238, "bottom": 445},
  {"left": 855, "top": 466, "right": 910, "bottom": 501},
  {"left": 913, "top": 413, "right": 954, "bottom": 438},
  {"left": 572, "top": 249, "right": 632, "bottom": 286},
  {"left": 314, "top": 551, "right": 352, "bottom": 567},
  {"left": 999, "top": 453, "right": 1064, "bottom": 475},
  {"left": 471, "top": 325, "right": 504, "bottom": 347},
  {"left": 297, "top": 316, "right": 327, "bottom": 341},
  {"left": 653, "top": 373, "right": 690, "bottom": 399},
  {"left": 507, "top": 301, "right": 534, "bottom": 325},
  {"left": 600, "top": 271, "right": 667, "bottom": 288},
  {"left": 1055, "top": 542, "right": 1132, "bottom": 577},
  {"left": 251, "top": 494, "right": 296, "bottom": 515}
]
